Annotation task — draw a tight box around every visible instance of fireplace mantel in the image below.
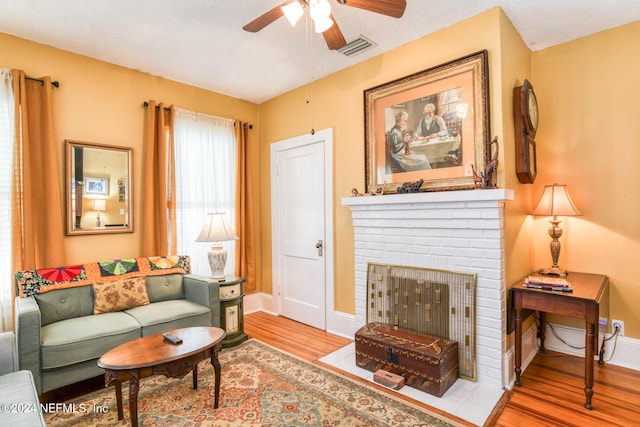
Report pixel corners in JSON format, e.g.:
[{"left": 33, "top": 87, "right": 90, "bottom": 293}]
[
  {"left": 342, "top": 188, "right": 513, "bottom": 207},
  {"left": 342, "top": 187, "right": 514, "bottom": 388}
]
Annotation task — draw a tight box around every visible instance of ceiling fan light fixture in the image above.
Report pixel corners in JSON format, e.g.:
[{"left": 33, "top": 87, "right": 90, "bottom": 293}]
[
  {"left": 310, "top": 0, "right": 332, "bottom": 20},
  {"left": 313, "top": 15, "right": 334, "bottom": 33},
  {"left": 282, "top": 1, "right": 304, "bottom": 27}
]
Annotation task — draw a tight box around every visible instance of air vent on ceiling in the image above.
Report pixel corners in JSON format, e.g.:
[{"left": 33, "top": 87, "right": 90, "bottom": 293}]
[{"left": 337, "top": 35, "right": 377, "bottom": 57}]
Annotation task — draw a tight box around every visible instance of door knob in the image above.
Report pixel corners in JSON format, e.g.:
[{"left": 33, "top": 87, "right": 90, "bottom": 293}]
[{"left": 315, "top": 240, "right": 323, "bottom": 256}]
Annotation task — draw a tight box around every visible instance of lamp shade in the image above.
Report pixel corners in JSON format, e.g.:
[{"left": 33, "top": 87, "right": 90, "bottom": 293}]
[
  {"left": 92, "top": 199, "right": 106, "bottom": 211},
  {"left": 195, "top": 212, "right": 238, "bottom": 243},
  {"left": 531, "top": 184, "right": 581, "bottom": 218}
]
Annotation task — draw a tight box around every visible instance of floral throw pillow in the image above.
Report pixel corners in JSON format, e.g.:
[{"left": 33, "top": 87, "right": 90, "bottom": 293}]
[{"left": 93, "top": 276, "right": 150, "bottom": 315}]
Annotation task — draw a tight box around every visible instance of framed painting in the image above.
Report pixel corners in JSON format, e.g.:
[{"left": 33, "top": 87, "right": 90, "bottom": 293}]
[
  {"left": 364, "top": 50, "right": 490, "bottom": 193},
  {"left": 84, "top": 177, "right": 109, "bottom": 196}
]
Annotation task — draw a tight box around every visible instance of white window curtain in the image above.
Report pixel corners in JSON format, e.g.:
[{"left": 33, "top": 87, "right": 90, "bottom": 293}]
[
  {"left": 0, "top": 69, "right": 15, "bottom": 332},
  {"left": 174, "top": 108, "right": 237, "bottom": 277}
]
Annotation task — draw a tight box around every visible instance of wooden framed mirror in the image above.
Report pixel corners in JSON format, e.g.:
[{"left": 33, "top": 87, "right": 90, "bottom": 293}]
[{"left": 65, "top": 140, "right": 133, "bottom": 235}]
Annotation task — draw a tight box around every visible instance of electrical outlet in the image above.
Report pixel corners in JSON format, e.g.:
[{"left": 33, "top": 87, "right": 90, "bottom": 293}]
[{"left": 612, "top": 319, "right": 624, "bottom": 336}]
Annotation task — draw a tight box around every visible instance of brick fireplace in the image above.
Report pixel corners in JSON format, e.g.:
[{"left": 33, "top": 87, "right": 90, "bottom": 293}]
[{"left": 342, "top": 188, "right": 514, "bottom": 388}]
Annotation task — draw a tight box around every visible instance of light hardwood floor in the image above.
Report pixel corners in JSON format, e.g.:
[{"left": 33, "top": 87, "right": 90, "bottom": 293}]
[{"left": 245, "top": 311, "right": 640, "bottom": 427}]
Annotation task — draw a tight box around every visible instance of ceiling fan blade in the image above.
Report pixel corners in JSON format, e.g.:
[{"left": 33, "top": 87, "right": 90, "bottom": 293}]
[
  {"left": 323, "top": 15, "right": 347, "bottom": 50},
  {"left": 243, "top": 3, "right": 286, "bottom": 32},
  {"left": 339, "top": 0, "right": 406, "bottom": 18}
]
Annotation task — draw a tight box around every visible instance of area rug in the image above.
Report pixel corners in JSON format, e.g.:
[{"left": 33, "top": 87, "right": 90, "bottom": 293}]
[{"left": 44, "top": 339, "right": 467, "bottom": 426}]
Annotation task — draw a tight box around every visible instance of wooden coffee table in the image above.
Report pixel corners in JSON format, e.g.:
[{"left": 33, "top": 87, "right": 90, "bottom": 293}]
[{"left": 97, "top": 326, "right": 225, "bottom": 427}]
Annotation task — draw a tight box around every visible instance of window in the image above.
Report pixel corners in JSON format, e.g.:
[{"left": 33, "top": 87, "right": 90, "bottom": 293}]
[{"left": 174, "top": 108, "right": 237, "bottom": 277}]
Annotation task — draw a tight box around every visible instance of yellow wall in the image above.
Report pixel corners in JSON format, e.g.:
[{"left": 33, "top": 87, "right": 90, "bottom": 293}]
[
  {"left": 259, "top": 8, "right": 535, "bottom": 313},
  {"left": 532, "top": 22, "right": 640, "bottom": 337},
  {"left": 496, "top": 9, "right": 538, "bottom": 287},
  {"left": 1, "top": 32, "right": 260, "bottom": 265}
]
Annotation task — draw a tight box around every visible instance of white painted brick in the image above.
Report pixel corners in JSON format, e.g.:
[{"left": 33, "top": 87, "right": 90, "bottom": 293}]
[
  {"left": 436, "top": 238, "right": 467, "bottom": 249},
  {"left": 470, "top": 258, "right": 502, "bottom": 270},
  {"left": 455, "top": 248, "right": 487, "bottom": 260},
  {"left": 454, "top": 229, "right": 485, "bottom": 239},
  {"left": 345, "top": 191, "right": 512, "bottom": 387},
  {"left": 482, "top": 229, "right": 503, "bottom": 239},
  {"left": 468, "top": 238, "right": 501, "bottom": 249}
]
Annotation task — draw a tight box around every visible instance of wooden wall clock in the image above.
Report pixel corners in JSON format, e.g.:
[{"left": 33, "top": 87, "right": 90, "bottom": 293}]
[{"left": 513, "top": 79, "right": 538, "bottom": 183}]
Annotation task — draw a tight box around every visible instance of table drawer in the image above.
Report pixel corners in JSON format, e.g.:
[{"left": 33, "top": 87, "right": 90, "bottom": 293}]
[{"left": 220, "top": 283, "right": 242, "bottom": 300}]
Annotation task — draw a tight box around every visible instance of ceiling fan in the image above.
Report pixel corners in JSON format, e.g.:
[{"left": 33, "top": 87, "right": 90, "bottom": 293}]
[{"left": 243, "top": 0, "right": 407, "bottom": 51}]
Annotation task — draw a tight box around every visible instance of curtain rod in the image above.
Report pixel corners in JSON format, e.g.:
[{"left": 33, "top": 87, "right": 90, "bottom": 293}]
[
  {"left": 142, "top": 101, "right": 172, "bottom": 110},
  {"left": 233, "top": 122, "right": 253, "bottom": 129},
  {"left": 142, "top": 102, "right": 254, "bottom": 129},
  {"left": 26, "top": 76, "right": 59, "bottom": 88}
]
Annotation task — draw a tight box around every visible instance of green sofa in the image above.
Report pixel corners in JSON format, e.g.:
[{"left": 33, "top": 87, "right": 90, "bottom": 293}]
[{"left": 14, "top": 255, "right": 220, "bottom": 395}]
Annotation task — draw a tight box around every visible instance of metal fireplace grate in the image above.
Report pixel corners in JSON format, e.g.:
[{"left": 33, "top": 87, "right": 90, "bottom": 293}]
[{"left": 366, "top": 263, "right": 477, "bottom": 380}]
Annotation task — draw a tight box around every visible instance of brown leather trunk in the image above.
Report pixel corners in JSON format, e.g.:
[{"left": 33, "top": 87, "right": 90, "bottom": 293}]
[{"left": 355, "top": 322, "right": 458, "bottom": 397}]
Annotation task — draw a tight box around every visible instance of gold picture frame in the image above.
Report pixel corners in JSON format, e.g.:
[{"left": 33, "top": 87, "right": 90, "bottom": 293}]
[{"left": 364, "top": 50, "right": 490, "bottom": 193}]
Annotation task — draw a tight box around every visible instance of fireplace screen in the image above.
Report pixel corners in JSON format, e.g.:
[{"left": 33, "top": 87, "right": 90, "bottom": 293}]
[{"left": 366, "top": 263, "right": 477, "bottom": 380}]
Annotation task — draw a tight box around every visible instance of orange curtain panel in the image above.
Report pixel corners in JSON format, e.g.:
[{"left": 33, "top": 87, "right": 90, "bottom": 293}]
[
  {"left": 11, "top": 70, "right": 65, "bottom": 271},
  {"left": 141, "top": 101, "right": 176, "bottom": 256},
  {"left": 234, "top": 121, "right": 257, "bottom": 293}
]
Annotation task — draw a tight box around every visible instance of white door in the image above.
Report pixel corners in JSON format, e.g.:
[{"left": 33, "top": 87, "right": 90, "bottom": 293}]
[{"left": 271, "top": 129, "right": 333, "bottom": 330}]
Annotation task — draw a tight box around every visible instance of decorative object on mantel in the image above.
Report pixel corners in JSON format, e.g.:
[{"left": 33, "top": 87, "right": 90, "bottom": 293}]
[
  {"left": 396, "top": 179, "right": 423, "bottom": 193},
  {"left": 195, "top": 212, "right": 239, "bottom": 281},
  {"left": 471, "top": 164, "right": 483, "bottom": 188},
  {"left": 483, "top": 136, "right": 499, "bottom": 188},
  {"left": 531, "top": 183, "right": 581, "bottom": 277},
  {"left": 468, "top": 136, "right": 498, "bottom": 189},
  {"left": 350, "top": 182, "right": 387, "bottom": 196},
  {"left": 364, "top": 50, "right": 490, "bottom": 193}
]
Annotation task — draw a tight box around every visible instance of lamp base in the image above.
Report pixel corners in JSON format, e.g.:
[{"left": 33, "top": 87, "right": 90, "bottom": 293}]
[
  {"left": 207, "top": 243, "right": 227, "bottom": 282},
  {"left": 538, "top": 267, "right": 568, "bottom": 277}
]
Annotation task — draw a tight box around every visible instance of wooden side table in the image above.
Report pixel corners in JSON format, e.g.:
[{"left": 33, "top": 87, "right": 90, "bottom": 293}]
[
  {"left": 512, "top": 271, "right": 609, "bottom": 409},
  {"left": 219, "top": 276, "right": 248, "bottom": 348}
]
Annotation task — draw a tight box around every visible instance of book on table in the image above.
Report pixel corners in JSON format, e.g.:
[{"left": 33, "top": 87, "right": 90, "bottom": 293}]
[{"left": 525, "top": 275, "right": 571, "bottom": 288}]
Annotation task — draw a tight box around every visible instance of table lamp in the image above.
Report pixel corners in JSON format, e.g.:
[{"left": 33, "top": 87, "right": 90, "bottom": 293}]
[
  {"left": 92, "top": 199, "right": 106, "bottom": 227},
  {"left": 195, "top": 212, "right": 238, "bottom": 281},
  {"left": 531, "top": 183, "right": 581, "bottom": 276}
]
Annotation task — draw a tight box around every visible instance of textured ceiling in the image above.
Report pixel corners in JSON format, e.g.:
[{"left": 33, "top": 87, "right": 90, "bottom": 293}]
[{"left": 1, "top": 0, "right": 639, "bottom": 104}]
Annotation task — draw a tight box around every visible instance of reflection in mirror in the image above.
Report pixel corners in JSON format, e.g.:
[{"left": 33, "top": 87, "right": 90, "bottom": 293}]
[{"left": 65, "top": 140, "right": 133, "bottom": 235}]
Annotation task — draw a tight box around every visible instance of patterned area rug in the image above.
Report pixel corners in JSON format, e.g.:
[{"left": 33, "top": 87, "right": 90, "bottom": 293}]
[{"left": 44, "top": 339, "right": 466, "bottom": 426}]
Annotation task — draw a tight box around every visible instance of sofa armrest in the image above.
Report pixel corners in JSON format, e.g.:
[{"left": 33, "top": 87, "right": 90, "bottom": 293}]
[
  {"left": 0, "top": 331, "right": 17, "bottom": 375},
  {"left": 14, "top": 296, "right": 42, "bottom": 393},
  {"left": 183, "top": 274, "right": 220, "bottom": 328}
]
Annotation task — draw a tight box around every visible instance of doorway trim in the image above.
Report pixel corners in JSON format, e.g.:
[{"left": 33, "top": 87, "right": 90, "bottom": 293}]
[{"left": 270, "top": 128, "right": 334, "bottom": 330}]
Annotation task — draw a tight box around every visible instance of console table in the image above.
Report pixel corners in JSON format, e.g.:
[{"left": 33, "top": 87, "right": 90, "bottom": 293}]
[{"left": 512, "top": 271, "right": 609, "bottom": 409}]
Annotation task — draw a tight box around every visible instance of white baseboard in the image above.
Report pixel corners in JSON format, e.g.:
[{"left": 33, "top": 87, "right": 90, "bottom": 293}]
[
  {"left": 503, "top": 321, "right": 640, "bottom": 389},
  {"left": 326, "top": 311, "right": 358, "bottom": 340},
  {"left": 503, "top": 321, "right": 538, "bottom": 389},
  {"left": 541, "top": 322, "right": 640, "bottom": 371},
  {"left": 243, "top": 292, "right": 358, "bottom": 340},
  {"left": 244, "top": 292, "right": 276, "bottom": 315}
]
